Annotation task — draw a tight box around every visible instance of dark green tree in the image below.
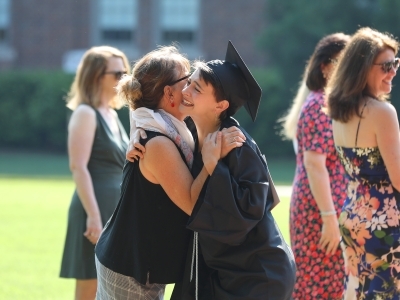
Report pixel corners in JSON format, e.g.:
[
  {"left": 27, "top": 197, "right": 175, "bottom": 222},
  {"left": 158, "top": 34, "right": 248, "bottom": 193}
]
[{"left": 252, "top": 0, "right": 400, "bottom": 158}]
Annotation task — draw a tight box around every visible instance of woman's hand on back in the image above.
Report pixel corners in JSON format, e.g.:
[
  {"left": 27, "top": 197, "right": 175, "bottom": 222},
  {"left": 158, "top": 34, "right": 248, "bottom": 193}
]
[
  {"left": 202, "top": 131, "right": 222, "bottom": 175},
  {"left": 220, "top": 126, "right": 246, "bottom": 158},
  {"left": 126, "top": 128, "right": 147, "bottom": 162}
]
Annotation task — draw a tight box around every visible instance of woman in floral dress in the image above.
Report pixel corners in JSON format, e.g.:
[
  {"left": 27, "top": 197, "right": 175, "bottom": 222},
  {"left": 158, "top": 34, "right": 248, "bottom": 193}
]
[
  {"left": 328, "top": 27, "right": 400, "bottom": 299},
  {"left": 289, "top": 33, "right": 350, "bottom": 300}
]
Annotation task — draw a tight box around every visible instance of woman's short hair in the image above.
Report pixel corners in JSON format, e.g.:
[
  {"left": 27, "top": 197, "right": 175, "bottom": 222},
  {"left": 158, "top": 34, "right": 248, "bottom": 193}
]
[
  {"left": 66, "top": 46, "right": 130, "bottom": 110},
  {"left": 327, "top": 27, "right": 399, "bottom": 122},
  {"left": 118, "top": 46, "right": 190, "bottom": 110},
  {"left": 306, "top": 33, "right": 351, "bottom": 91}
]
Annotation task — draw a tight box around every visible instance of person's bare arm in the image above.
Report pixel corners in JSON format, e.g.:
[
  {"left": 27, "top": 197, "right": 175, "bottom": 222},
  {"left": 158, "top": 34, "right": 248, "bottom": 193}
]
[
  {"left": 304, "top": 150, "right": 340, "bottom": 255},
  {"left": 140, "top": 132, "right": 221, "bottom": 215},
  {"left": 127, "top": 126, "right": 245, "bottom": 162},
  {"left": 68, "top": 105, "right": 102, "bottom": 244},
  {"left": 375, "top": 102, "right": 400, "bottom": 191}
]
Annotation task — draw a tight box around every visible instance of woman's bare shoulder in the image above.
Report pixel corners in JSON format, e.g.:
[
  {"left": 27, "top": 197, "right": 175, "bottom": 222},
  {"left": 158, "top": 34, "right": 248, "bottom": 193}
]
[
  {"left": 368, "top": 100, "right": 397, "bottom": 119},
  {"left": 144, "top": 135, "right": 179, "bottom": 156},
  {"left": 69, "top": 104, "right": 96, "bottom": 128},
  {"left": 72, "top": 104, "right": 96, "bottom": 118}
]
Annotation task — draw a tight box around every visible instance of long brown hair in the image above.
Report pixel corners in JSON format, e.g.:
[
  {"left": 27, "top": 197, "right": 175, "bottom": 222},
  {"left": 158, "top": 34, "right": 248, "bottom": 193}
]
[
  {"left": 66, "top": 46, "right": 130, "bottom": 110},
  {"left": 327, "top": 27, "right": 398, "bottom": 122}
]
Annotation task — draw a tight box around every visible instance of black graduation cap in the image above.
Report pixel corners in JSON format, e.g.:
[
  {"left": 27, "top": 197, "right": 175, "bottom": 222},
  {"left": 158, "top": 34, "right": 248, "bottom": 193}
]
[{"left": 206, "top": 41, "right": 262, "bottom": 121}]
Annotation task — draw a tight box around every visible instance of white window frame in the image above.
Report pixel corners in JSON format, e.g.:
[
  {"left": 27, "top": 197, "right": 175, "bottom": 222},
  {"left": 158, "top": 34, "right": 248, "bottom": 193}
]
[
  {"left": 160, "top": 0, "right": 199, "bottom": 45},
  {"left": 98, "top": 0, "right": 138, "bottom": 44}
]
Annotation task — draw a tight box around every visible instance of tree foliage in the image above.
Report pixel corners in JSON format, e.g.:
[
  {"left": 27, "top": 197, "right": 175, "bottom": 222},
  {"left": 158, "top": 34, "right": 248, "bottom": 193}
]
[
  {"left": 0, "top": 71, "right": 74, "bottom": 151},
  {"left": 249, "top": 0, "right": 400, "bottom": 157}
]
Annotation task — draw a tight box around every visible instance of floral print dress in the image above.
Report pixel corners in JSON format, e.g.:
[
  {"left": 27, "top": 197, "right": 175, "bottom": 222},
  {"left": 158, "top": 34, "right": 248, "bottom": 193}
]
[
  {"left": 337, "top": 144, "right": 400, "bottom": 299},
  {"left": 290, "top": 90, "right": 347, "bottom": 300}
]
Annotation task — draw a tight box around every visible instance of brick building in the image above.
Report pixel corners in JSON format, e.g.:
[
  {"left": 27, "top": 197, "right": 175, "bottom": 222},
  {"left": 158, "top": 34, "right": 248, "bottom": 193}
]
[{"left": 0, "top": 0, "right": 267, "bottom": 72}]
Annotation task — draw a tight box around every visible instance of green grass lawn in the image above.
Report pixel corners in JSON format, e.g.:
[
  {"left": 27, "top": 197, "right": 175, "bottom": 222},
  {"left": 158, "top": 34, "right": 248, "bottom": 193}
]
[
  {"left": 0, "top": 177, "right": 75, "bottom": 299},
  {"left": 0, "top": 152, "right": 293, "bottom": 299}
]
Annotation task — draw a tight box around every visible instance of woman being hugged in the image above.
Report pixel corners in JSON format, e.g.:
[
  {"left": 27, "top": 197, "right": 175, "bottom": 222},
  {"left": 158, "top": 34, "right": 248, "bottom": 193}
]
[
  {"left": 327, "top": 27, "right": 400, "bottom": 299},
  {"left": 60, "top": 46, "right": 130, "bottom": 299},
  {"left": 179, "top": 41, "right": 296, "bottom": 300}
]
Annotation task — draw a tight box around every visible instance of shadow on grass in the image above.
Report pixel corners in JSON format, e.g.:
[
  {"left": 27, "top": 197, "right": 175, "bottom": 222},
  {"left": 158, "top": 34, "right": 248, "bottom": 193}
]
[{"left": 0, "top": 151, "right": 70, "bottom": 178}]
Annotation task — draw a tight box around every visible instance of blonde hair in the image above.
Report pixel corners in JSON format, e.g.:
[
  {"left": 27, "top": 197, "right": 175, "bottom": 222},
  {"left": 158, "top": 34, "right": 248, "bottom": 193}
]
[
  {"left": 279, "top": 78, "right": 310, "bottom": 140},
  {"left": 66, "top": 46, "right": 130, "bottom": 110},
  {"left": 117, "top": 45, "right": 190, "bottom": 110},
  {"left": 327, "top": 27, "right": 399, "bottom": 122}
]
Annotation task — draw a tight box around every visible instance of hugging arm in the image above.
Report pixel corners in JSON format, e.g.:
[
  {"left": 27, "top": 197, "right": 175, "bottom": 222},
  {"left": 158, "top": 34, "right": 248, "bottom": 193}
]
[
  {"left": 140, "top": 132, "right": 221, "bottom": 215},
  {"left": 127, "top": 126, "right": 246, "bottom": 161}
]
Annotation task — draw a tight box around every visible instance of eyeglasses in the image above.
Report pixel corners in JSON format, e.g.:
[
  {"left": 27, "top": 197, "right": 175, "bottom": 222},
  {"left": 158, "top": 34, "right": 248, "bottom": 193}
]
[
  {"left": 168, "top": 74, "right": 190, "bottom": 86},
  {"left": 103, "top": 71, "right": 127, "bottom": 80},
  {"left": 373, "top": 58, "right": 400, "bottom": 73}
]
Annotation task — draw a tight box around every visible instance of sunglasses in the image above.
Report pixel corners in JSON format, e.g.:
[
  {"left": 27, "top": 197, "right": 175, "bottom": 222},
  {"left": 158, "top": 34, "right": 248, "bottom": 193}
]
[
  {"left": 374, "top": 58, "right": 400, "bottom": 73},
  {"left": 168, "top": 74, "right": 190, "bottom": 86},
  {"left": 103, "top": 71, "right": 127, "bottom": 80}
]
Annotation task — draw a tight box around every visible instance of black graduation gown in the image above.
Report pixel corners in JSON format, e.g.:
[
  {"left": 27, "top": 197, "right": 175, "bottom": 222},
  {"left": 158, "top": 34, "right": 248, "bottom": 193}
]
[{"left": 184, "top": 117, "right": 296, "bottom": 300}]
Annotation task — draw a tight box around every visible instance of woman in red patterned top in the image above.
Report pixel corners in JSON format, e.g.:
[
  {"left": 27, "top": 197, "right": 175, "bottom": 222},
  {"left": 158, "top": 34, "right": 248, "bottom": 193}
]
[{"left": 288, "top": 33, "right": 350, "bottom": 299}]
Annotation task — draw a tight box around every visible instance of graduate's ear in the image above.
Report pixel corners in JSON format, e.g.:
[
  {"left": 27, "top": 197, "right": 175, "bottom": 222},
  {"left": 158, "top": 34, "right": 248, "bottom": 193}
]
[{"left": 216, "top": 99, "right": 229, "bottom": 114}]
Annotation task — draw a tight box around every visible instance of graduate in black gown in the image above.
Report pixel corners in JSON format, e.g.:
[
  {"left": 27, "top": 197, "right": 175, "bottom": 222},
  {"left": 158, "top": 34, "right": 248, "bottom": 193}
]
[{"left": 178, "top": 41, "right": 296, "bottom": 300}]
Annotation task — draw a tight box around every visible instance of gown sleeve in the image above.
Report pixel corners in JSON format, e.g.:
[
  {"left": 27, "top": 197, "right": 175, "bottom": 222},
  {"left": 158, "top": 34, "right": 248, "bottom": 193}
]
[{"left": 187, "top": 142, "right": 272, "bottom": 246}]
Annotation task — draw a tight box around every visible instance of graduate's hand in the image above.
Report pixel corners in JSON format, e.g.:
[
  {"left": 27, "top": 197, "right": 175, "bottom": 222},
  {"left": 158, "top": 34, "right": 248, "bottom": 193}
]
[
  {"left": 202, "top": 131, "right": 222, "bottom": 175},
  {"left": 221, "top": 126, "right": 246, "bottom": 158},
  {"left": 126, "top": 129, "right": 147, "bottom": 162},
  {"left": 319, "top": 214, "right": 341, "bottom": 256}
]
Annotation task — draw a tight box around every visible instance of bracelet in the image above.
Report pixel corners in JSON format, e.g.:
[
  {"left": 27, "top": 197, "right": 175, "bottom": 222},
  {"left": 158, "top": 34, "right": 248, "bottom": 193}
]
[{"left": 320, "top": 210, "right": 336, "bottom": 217}]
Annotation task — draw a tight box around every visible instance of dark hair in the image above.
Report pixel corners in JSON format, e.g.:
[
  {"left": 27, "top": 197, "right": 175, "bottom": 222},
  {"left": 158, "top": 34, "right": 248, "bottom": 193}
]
[
  {"left": 192, "top": 61, "right": 234, "bottom": 121},
  {"left": 327, "top": 27, "right": 399, "bottom": 122},
  {"left": 306, "top": 33, "right": 351, "bottom": 91},
  {"left": 118, "top": 46, "right": 190, "bottom": 110}
]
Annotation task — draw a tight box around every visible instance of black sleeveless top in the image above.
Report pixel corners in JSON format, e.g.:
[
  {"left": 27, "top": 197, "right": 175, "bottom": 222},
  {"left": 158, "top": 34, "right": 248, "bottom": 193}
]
[{"left": 95, "top": 131, "right": 191, "bottom": 284}]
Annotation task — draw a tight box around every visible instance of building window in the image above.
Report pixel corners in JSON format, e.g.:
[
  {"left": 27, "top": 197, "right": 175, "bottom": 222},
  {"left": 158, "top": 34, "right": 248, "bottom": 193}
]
[
  {"left": 160, "top": 0, "right": 199, "bottom": 44},
  {"left": 102, "top": 30, "right": 133, "bottom": 42},
  {"left": 99, "top": 0, "right": 137, "bottom": 43},
  {"left": 0, "top": 0, "right": 10, "bottom": 43}
]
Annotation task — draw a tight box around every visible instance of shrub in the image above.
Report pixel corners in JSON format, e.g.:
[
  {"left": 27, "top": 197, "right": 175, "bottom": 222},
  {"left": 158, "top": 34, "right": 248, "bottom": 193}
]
[
  {"left": 0, "top": 71, "right": 73, "bottom": 152},
  {"left": 0, "top": 69, "right": 294, "bottom": 157}
]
